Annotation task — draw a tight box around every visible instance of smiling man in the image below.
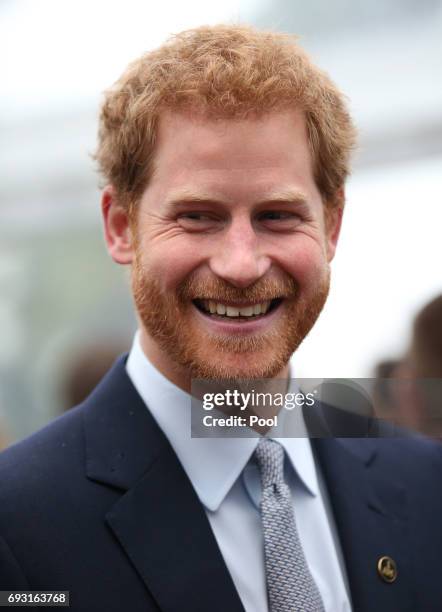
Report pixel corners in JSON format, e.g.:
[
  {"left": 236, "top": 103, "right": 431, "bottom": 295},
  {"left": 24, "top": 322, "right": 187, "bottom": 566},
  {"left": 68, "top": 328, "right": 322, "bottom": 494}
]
[
  {"left": 1, "top": 24, "right": 442, "bottom": 612},
  {"left": 106, "top": 107, "right": 337, "bottom": 386}
]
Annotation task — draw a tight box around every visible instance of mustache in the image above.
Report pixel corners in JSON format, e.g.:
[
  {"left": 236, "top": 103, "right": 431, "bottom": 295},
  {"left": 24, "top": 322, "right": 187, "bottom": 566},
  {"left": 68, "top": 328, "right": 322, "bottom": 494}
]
[{"left": 177, "top": 275, "right": 298, "bottom": 303}]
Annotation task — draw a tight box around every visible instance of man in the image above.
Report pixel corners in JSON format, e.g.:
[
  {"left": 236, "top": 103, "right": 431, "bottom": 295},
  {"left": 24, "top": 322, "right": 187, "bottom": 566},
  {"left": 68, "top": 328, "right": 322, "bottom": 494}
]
[{"left": 0, "top": 25, "right": 441, "bottom": 612}]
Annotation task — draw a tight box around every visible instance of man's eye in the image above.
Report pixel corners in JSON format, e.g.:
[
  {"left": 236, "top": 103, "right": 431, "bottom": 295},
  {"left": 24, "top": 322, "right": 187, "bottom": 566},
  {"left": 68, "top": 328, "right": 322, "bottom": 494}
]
[
  {"left": 261, "top": 212, "right": 293, "bottom": 220},
  {"left": 258, "top": 211, "right": 301, "bottom": 228},
  {"left": 177, "top": 212, "right": 221, "bottom": 231},
  {"left": 182, "top": 213, "right": 208, "bottom": 220},
  {"left": 179, "top": 212, "right": 216, "bottom": 222}
]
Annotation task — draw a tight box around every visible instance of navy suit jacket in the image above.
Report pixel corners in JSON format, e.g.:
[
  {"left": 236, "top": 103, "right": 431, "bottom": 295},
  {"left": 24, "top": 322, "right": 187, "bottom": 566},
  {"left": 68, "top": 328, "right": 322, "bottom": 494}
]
[{"left": 0, "top": 356, "right": 441, "bottom": 611}]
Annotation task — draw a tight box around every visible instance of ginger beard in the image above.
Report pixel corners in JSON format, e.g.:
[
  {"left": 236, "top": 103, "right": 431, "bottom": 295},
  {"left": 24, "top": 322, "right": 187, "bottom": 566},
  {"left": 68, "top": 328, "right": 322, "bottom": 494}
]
[{"left": 131, "top": 250, "right": 331, "bottom": 381}]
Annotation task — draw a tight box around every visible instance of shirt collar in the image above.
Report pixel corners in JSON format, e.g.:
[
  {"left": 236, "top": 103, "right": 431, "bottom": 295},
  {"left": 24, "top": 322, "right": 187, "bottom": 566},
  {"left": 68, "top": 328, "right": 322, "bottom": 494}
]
[{"left": 126, "top": 331, "right": 319, "bottom": 511}]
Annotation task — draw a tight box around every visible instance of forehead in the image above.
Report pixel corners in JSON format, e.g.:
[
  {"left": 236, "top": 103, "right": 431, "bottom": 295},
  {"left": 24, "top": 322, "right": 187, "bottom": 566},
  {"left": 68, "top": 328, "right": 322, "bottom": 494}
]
[
  {"left": 156, "top": 108, "right": 309, "bottom": 164},
  {"left": 146, "top": 108, "right": 319, "bottom": 203}
]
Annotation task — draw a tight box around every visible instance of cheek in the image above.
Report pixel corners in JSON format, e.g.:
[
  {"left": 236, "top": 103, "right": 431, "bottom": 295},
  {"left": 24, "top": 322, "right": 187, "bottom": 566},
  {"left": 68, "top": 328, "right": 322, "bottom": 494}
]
[
  {"left": 276, "top": 239, "right": 328, "bottom": 285},
  {"left": 142, "top": 239, "right": 205, "bottom": 292}
]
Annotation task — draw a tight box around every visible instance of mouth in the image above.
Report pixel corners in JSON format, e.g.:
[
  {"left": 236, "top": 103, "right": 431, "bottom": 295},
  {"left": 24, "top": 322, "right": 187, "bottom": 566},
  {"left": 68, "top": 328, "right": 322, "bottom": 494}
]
[{"left": 193, "top": 298, "right": 284, "bottom": 321}]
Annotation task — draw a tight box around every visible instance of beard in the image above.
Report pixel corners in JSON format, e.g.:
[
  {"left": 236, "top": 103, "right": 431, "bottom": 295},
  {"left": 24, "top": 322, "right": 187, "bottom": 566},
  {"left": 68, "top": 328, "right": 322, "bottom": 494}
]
[{"left": 132, "top": 254, "right": 330, "bottom": 382}]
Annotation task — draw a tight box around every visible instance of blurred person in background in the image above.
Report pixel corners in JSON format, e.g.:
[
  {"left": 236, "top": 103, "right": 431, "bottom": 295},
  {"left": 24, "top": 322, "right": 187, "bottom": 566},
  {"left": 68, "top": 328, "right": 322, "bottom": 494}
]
[
  {"left": 59, "top": 342, "right": 130, "bottom": 411},
  {"left": 393, "top": 295, "right": 442, "bottom": 439},
  {"left": 0, "top": 417, "right": 11, "bottom": 451},
  {"left": 371, "top": 359, "right": 402, "bottom": 422},
  {"left": 0, "top": 24, "right": 442, "bottom": 612}
]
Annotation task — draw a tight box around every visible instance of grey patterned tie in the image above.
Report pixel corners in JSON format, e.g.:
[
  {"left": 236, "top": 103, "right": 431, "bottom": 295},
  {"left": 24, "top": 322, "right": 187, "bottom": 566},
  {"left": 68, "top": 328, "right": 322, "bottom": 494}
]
[{"left": 255, "top": 438, "right": 325, "bottom": 612}]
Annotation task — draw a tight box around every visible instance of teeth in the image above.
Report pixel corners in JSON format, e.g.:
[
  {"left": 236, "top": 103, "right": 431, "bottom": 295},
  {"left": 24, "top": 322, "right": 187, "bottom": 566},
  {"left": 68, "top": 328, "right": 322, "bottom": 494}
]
[
  {"left": 200, "top": 300, "right": 277, "bottom": 317},
  {"left": 216, "top": 303, "right": 226, "bottom": 315},
  {"left": 239, "top": 306, "right": 254, "bottom": 317},
  {"left": 226, "top": 306, "right": 240, "bottom": 317},
  {"left": 261, "top": 300, "right": 271, "bottom": 314}
]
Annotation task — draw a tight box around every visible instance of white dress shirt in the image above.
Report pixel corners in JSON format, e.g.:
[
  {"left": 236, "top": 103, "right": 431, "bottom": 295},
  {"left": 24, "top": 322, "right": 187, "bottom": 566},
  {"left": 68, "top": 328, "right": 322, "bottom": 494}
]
[{"left": 126, "top": 331, "right": 352, "bottom": 611}]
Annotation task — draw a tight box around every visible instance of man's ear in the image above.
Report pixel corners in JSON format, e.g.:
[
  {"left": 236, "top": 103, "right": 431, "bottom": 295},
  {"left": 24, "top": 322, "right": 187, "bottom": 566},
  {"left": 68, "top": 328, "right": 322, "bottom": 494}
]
[
  {"left": 325, "top": 188, "right": 345, "bottom": 262},
  {"left": 101, "top": 185, "right": 134, "bottom": 265}
]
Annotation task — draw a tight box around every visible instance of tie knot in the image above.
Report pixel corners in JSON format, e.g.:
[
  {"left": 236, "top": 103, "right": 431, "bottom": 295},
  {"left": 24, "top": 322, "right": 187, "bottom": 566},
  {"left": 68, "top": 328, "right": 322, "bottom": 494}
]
[{"left": 254, "top": 438, "right": 285, "bottom": 489}]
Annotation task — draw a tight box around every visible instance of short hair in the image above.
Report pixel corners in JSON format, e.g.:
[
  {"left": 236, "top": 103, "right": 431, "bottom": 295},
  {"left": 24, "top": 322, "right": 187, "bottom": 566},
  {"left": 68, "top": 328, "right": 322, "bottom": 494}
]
[{"left": 95, "top": 24, "right": 356, "bottom": 214}]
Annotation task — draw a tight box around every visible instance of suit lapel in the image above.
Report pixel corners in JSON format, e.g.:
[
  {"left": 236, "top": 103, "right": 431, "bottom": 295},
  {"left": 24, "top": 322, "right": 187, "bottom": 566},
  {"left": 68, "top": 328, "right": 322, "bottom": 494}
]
[
  {"left": 313, "top": 437, "right": 413, "bottom": 612},
  {"left": 83, "top": 357, "right": 244, "bottom": 612}
]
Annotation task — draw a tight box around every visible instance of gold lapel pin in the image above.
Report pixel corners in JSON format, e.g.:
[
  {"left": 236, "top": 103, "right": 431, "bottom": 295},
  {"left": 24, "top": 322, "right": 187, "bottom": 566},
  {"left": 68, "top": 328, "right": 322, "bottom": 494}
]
[{"left": 377, "top": 556, "right": 398, "bottom": 583}]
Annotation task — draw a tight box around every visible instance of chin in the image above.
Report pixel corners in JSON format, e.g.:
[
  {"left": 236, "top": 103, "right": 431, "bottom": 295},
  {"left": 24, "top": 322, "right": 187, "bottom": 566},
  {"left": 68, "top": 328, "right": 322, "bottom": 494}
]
[{"left": 188, "top": 347, "right": 290, "bottom": 382}]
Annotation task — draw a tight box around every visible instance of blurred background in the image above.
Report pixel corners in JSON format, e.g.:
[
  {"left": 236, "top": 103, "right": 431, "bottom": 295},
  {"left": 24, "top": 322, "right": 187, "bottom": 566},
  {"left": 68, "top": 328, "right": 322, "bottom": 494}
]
[{"left": 1, "top": 0, "right": 441, "bottom": 446}]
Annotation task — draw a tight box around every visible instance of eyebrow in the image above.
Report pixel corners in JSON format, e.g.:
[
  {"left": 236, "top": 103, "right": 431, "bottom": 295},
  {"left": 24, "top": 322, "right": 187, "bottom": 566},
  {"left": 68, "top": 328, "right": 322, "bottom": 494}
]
[
  {"left": 164, "top": 188, "right": 309, "bottom": 209},
  {"left": 258, "top": 189, "right": 309, "bottom": 205}
]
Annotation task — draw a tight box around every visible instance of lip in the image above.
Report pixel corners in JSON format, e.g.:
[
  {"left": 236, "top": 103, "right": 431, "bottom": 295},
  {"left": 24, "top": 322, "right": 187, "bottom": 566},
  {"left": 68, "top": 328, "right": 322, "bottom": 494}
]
[
  {"left": 192, "top": 299, "right": 285, "bottom": 335},
  {"left": 195, "top": 299, "right": 271, "bottom": 308}
]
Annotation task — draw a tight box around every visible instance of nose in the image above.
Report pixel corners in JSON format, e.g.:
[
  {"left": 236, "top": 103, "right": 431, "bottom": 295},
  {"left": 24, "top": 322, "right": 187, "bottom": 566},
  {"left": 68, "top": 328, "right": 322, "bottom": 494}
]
[{"left": 208, "top": 216, "right": 271, "bottom": 288}]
